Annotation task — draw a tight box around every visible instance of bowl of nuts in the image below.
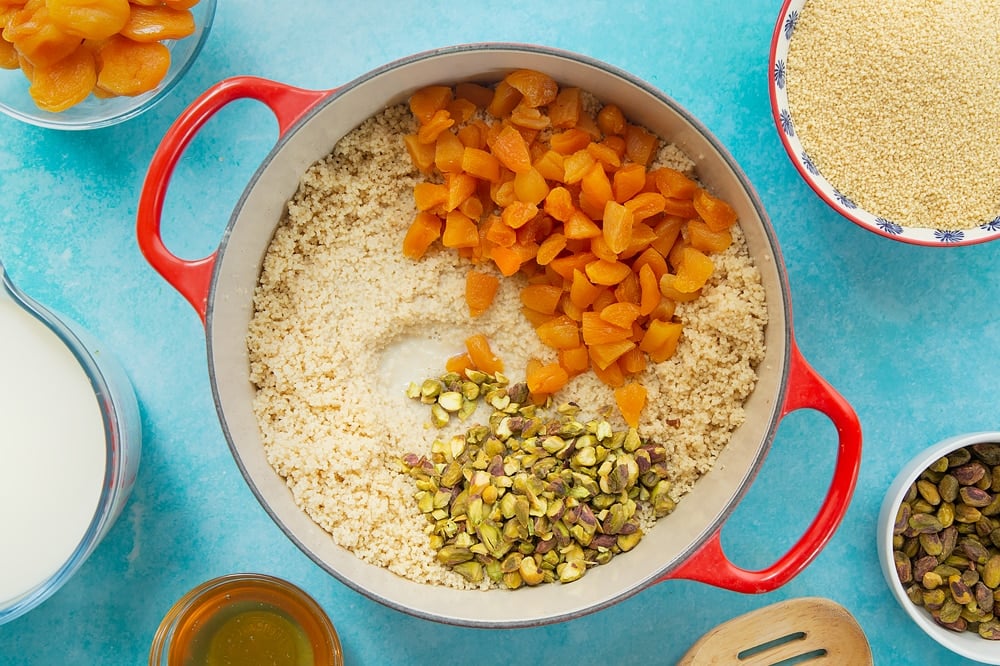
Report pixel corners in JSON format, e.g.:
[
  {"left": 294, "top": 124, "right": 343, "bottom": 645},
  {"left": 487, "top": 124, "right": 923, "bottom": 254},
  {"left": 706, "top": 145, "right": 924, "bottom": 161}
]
[
  {"left": 878, "top": 432, "right": 1000, "bottom": 663},
  {"left": 0, "top": 0, "right": 216, "bottom": 130}
]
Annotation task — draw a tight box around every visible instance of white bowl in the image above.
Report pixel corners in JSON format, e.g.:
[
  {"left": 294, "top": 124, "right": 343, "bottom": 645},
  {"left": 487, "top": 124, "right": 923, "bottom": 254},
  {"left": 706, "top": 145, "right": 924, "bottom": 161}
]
[
  {"left": 768, "top": 0, "right": 1000, "bottom": 246},
  {"left": 0, "top": 0, "right": 216, "bottom": 130},
  {"left": 878, "top": 431, "right": 1000, "bottom": 664}
]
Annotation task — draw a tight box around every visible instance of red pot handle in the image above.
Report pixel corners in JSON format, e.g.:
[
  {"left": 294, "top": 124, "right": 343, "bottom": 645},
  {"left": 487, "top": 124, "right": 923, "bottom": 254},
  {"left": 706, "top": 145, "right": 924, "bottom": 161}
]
[
  {"left": 137, "top": 76, "right": 330, "bottom": 324},
  {"left": 658, "top": 337, "right": 862, "bottom": 592}
]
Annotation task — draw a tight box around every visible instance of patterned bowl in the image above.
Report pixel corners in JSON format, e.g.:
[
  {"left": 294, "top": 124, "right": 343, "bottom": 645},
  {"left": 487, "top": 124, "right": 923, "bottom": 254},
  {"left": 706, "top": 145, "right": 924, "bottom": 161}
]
[{"left": 768, "top": 0, "right": 1000, "bottom": 246}]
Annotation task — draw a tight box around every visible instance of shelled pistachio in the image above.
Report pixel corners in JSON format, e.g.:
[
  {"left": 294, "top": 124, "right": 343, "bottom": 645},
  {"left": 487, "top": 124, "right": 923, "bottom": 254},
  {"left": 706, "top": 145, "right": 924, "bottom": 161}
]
[{"left": 402, "top": 367, "right": 677, "bottom": 589}]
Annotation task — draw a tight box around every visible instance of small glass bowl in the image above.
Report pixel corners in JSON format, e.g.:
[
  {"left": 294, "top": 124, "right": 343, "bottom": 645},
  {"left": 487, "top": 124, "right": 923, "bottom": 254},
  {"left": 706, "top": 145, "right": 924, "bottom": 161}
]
[
  {"left": 149, "top": 573, "right": 344, "bottom": 666},
  {"left": 0, "top": 0, "right": 216, "bottom": 130},
  {"left": 878, "top": 431, "right": 1000, "bottom": 664}
]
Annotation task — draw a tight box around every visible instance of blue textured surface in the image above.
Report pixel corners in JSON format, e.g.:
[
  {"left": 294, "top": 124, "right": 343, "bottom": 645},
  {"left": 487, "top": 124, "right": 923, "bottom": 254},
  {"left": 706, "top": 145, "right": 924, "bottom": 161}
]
[{"left": 0, "top": 2, "right": 997, "bottom": 664}]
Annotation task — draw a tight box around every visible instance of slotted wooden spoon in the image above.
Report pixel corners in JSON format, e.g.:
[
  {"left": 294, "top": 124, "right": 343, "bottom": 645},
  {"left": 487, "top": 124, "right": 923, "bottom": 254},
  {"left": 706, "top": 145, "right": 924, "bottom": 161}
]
[{"left": 677, "top": 597, "right": 873, "bottom": 665}]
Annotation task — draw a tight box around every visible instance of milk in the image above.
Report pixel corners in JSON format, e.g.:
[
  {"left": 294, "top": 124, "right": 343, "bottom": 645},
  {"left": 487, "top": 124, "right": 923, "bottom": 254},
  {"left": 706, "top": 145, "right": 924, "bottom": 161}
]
[{"left": 0, "top": 286, "right": 107, "bottom": 606}]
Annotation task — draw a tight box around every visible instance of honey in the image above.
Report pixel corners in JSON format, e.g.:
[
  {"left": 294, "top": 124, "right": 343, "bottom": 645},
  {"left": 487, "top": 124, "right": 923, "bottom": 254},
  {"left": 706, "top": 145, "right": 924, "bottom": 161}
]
[{"left": 149, "top": 574, "right": 342, "bottom": 666}]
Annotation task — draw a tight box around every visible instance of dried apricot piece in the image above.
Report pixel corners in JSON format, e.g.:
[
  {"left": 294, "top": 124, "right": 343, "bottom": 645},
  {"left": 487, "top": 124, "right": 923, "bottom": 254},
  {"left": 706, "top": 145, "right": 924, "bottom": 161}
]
[
  {"left": 624, "top": 124, "right": 658, "bottom": 166},
  {"left": 434, "top": 130, "right": 464, "bottom": 173},
  {"left": 403, "top": 134, "right": 435, "bottom": 173},
  {"left": 584, "top": 258, "right": 630, "bottom": 286},
  {"left": 590, "top": 340, "right": 635, "bottom": 371},
  {"left": 444, "top": 352, "right": 475, "bottom": 376},
  {"left": 47, "top": 0, "right": 130, "bottom": 40},
  {"left": 402, "top": 211, "right": 442, "bottom": 259},
  {"left": 119, "top": 4, "right": 194, "bottom": 42},
  {"left": 602, "top": 200, "right": 633, "bottom": 255},
  {"left": 491, "top": 124, "right": 532, "bottom": 174},
  {"left": 461, "top": 147, "right": 501, "bottom": 182},
  {"left": 558, "top": 345, "right": 590, "bottom": 376},
  {"left": 535, "top": 314, "right": 581, "bottom": 350},
  {"left": 535, "top": 232, "right": 566, "bottom": 266},
  {"left": 674, "top": 247, "right": 714, "bottom": 293},
  {"left": 548, "top": 86, "right": 580, "bottom": 128},
  {"left": 599, "top": 302, "right": 641, "bottom": 329},
  {"left": 441, "top": 210, "right": 479, "bottom": 249},
  {"left": 513, "top": 167, "right": 549, "bottom": 205},
  {"left": 526, "top": 358, "right": 569, "bottom": 396},
  {"left": 597, "top": 104, "right": 626, "bottom": 136},
  {"left": 410, "top": 85, "right": 452, "bottom": 125},
  {"left": 520, "top": 284, "right": 563, "bottom": 315},
  {"left": 465, "top": 270, "right": 500, "bottom": 318},
  {"left": 465, "top": 334, "right": 504, "bottom": 375},
  {"left": 95, "top": 34, "right": 169, "bottom": 96},
  {"left": 581, "top": 311, "right": 631, "bottom": 346},
  {"left": 486, "top": 79, "right": 521, "bottom": 117},
  {"left": 504, "top": 69, "right": 558, "bottom": 108},
  {"left": 28, "top": 43, "right": 94, "bottom": 111},
  {"left": 687, "top": 218, "right": 733, "bottom": 253},
  {"left": 614, "top": 382, "right": 647, "bottom": 428},
  {"left": 693, "top": 188, "right": 738, "bottom": 231}
]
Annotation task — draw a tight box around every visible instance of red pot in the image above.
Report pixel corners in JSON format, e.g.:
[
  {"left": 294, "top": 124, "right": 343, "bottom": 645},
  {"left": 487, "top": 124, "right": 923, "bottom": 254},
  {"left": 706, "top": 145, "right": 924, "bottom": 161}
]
[{"left": 137, "top": 43, "right": 862, "bottom": 627}]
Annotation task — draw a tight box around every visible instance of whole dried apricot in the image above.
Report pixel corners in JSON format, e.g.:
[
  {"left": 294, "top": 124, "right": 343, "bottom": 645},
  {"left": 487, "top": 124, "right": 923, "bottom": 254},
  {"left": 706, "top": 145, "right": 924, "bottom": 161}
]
[
  {"left": 95, "top": 34, "right": 169, "bottom": 96},
  {"left": 28, "top": 43, "right": 94, "bottom": 111},
  {"left": 47, "top": 0, "right": 131, "bottom": 40}
]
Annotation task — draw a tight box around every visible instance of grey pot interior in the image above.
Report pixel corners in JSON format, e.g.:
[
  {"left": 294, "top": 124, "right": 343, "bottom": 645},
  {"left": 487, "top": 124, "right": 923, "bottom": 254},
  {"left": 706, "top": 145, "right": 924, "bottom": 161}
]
[{"left": 204, "top": 44, "right": 790, "bottom": 627}]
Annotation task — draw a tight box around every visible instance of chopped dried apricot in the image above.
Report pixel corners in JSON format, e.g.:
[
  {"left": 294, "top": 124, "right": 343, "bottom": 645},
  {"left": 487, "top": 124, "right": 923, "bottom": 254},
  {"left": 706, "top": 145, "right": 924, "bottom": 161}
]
[
  {"left": 461, "top": 147, "right": 501, "bottom": 182},
  {"left": 693, "top": 188, "right": 738, "bottom": 231},
  {"left": 602, "top": 200, "right": 633, "bottom": 255},
  {"left": 535, "top": 314, "right": 581, "bottom": 350},
  {"left": 674, "top": 247, "right": 714, "bottom": 293},
  {"left": 614, "top": 382, "right": 647, "bottom": 428},
  {"left": 441, "top": 210, "right": 479, "bottom": 249},
  {"left": 491, "top": 123, "right": 532, "bottom": 174},
  {"left": 465, "top": 270, "right": 500, "bottom": 318},
  {"left": 558, "top": 345, "right": 590, "bottom": 375},
  {"left": 526, "top": 358, "right": 569, "bottom": 396},
  {"left": 402, "top": 211, "right": 442, "bottom": 259},
  {"left": 504, "top": 69, "right": 558, "bottom": 108},
  {"left": 548, "top": 86, "right": 580, "bottom": 128},
  {"left": 465, "top": 333, "right": 504, "bottom": 375}
]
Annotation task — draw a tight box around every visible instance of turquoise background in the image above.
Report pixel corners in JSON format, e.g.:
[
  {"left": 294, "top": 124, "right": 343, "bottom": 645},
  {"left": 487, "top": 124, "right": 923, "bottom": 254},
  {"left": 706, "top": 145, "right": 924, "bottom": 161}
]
[{"left": 1, "top": 1, "right": 998, "bottom": 664}]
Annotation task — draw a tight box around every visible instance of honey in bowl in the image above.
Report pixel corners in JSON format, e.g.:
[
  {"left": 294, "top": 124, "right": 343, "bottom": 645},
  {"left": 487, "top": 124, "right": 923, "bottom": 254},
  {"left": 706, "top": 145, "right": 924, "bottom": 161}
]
[{"left": 149, "top": 574, "right": 343, "bottom": 666}]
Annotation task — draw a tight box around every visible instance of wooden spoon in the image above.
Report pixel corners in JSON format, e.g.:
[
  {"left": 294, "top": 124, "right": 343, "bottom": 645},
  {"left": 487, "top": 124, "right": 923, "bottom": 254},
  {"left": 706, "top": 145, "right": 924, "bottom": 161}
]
[{"left": 677, "top": 597, "right": 873, "bottom": 665}]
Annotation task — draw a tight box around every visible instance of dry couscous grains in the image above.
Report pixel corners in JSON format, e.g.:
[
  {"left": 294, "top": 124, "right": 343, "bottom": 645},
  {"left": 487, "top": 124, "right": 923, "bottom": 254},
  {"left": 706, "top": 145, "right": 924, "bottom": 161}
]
[
  {"left": 247, "top": 97, "right": 767, "bottom": 589},
  {"left": 785, "top": 0, "right": 1000, "bottom": 230}
]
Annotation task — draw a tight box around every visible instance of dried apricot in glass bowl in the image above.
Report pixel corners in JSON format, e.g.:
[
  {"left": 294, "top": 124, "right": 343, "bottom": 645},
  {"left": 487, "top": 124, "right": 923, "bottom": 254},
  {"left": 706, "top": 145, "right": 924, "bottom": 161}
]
[{"left": 0, "top": 0, "right": 216, "bottom": 130}]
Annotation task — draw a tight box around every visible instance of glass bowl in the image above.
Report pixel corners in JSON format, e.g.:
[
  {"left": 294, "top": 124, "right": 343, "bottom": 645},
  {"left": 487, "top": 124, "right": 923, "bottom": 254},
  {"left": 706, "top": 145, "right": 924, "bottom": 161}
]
[
  {"left": 0, "top": 0, "right": 216, "bottom": 130},
  {"left": 149, "top": 573, "right": 344, "bottom": 666},
  {"left": 0, "top": 261, "right": 141, "bottom": 626},
  {"left": 768, "top": 0, "right": 1000, "bottom": 246},
  {"left": 878, "top": 431, "right": 1000, "bottom": 664}
]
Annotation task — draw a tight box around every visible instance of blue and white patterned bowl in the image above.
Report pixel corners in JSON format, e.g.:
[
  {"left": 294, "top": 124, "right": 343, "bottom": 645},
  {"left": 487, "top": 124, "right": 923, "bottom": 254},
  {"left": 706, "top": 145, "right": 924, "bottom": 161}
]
[{"left": 768, "top": 0, "right": 1000, "bottom": 246}]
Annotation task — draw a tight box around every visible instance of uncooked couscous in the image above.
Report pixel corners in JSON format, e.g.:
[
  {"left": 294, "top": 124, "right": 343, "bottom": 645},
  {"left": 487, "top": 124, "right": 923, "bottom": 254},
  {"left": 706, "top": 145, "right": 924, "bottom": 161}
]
[
  {"left": 247, "top": 98, "right": 767, "bottom": 589},
  {"left": 785, "top": 0, "right": 1000, "bottom": 230}
]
